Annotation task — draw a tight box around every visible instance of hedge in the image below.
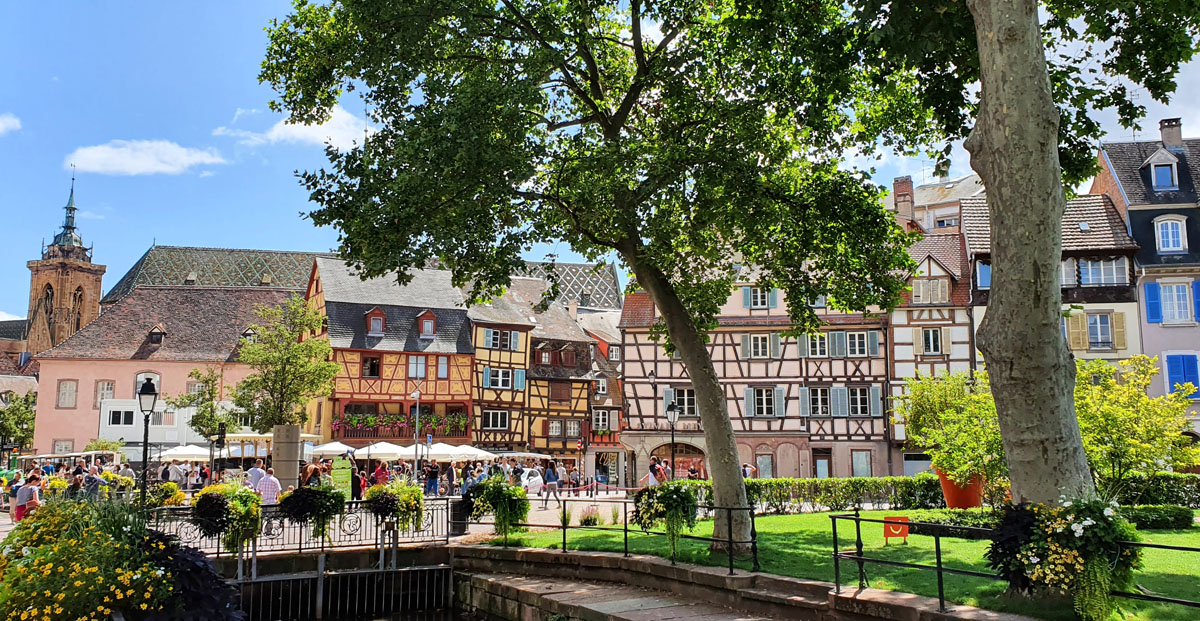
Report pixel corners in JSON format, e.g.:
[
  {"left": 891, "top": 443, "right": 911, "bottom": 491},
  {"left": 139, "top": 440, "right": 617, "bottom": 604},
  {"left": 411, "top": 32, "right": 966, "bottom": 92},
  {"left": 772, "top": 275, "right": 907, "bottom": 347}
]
[
  {"left": 905, "top": 509, "right": 1002, "bottom": 540},
  {"left": 1114, "top": 473, "right": 1200, "bottom": 508},
  {"left": 1118, "top": 505, "right": 1195, "bottom": 530},
  {"left": 678, "top": 472, "right": 945, "bottom": 513}
]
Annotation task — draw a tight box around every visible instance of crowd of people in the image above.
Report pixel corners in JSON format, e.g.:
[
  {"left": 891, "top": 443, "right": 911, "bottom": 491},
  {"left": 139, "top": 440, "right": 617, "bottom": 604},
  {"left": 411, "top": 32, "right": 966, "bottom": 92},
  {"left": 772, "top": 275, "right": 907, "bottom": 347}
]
[{"left": 2, "top": 457, "right": 134, "bottom": 522}]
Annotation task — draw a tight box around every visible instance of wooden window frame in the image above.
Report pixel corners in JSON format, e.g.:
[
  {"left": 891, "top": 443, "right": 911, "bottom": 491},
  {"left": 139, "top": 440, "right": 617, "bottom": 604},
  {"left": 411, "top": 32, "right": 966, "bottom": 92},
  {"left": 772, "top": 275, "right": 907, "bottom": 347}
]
[
  {"left": 482, "top": 409, "right": 509, "bottom": 430},
  {"left": 363, "top": 356, "right": 382, "bottom": 378},
  {"left": 94, "top": 379, "right": 115, "bottom": 409},
  {"left": 549, "top": 381, "right": 571, "bottom": 403}
]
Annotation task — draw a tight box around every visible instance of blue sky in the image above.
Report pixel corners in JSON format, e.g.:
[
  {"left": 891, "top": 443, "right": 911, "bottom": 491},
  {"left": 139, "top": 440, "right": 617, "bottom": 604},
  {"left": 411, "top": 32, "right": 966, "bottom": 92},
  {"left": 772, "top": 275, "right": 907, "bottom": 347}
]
[{"left": 1, "top": 3, "right": 1197, "bottom": 320}]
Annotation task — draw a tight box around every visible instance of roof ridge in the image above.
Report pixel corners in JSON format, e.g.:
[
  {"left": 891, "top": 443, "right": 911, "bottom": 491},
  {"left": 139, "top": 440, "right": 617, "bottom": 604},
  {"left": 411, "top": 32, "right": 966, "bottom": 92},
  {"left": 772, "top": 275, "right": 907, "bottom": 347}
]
[{"left": 152, "top": 245, "right": 336, "bottom": 256}]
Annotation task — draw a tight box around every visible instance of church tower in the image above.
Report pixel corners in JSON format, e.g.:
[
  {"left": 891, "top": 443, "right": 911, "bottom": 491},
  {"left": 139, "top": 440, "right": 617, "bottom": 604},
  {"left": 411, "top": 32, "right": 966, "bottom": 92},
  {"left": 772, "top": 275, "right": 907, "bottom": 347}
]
[{"left": 25, "top": 182, "right": 106, "bottom": 355}]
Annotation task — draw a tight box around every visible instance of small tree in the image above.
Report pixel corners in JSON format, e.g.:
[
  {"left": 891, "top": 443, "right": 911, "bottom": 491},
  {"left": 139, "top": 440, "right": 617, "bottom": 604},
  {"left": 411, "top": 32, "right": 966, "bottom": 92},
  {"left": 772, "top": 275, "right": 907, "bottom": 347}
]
[
  {"left": 167, "top": 367, "right": 242, "bottom": 440},
  {"left": 233, "top": 295, "right": 340, "bottom": 433},
  {"left": 897, "top": 371, "right": 1008, "bottom": 502},
  {"left": 0, "top": 391, "right": 36, "bottom": 449},
  {"left": 83, "top": 438, "right": 125, "bottom": 454},
  {"left": 1075, "top": 356, "right": 1200, "bottom": 500}
]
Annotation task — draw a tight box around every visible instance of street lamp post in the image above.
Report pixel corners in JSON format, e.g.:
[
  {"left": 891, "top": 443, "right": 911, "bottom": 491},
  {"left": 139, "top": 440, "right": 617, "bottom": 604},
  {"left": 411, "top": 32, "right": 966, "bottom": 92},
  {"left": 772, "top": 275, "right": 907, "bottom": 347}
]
[
  {"left": 647, "top": 370, "right": 656, "bottom": 480},
  {"left": 137, "top": 377, "right": 159, "bottom": 507},
  {"left": 411, "top": 389, "right": 421, "bottom": 479},
  {"left": 665, "top": 402, "right": 679, "bottom": 480}
]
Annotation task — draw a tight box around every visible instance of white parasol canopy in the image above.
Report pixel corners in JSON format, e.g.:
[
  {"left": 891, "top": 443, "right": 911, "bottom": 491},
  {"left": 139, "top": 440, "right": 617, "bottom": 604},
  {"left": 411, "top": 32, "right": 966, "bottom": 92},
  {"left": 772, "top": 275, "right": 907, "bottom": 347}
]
[
  {"left": 453, "top": 445, "right": 499, "bottom": 460},
  {"left": 311, "top": 441, "right": 356, "bottom": 458},
  {"left": 359, "top": 441, "right": 408, "bottom": 461},
  {"left": 152, "top": 444, "right": 212, "bottom": 462}
]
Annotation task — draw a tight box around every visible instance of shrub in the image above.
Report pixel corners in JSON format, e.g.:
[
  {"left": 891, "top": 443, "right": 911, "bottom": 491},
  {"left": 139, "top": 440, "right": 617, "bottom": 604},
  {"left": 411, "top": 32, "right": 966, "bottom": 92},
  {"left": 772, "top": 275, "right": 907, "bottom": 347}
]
[
  {"left": 1116, "top": 472, "right": 1200, "bottom": 508},
  {"left": 559, "top": 505, "right": 573, "bottom": 527},
  {"left": 141, "top": 530, "right": 245, "bottom": 621},
  {"left": 192, "top": 492, "right": 232, "bottom": 537},
  {"left": 190, "top": 482, "right": 262, "bottom": 552},
  {"left": 471, "top": 475, "right": 529, "bottom": 540},
  {"left": 610, "top": 504, "right": 621, "bottom": 525},
  {"left": 907, "top": 508, "right": 1002, "bottom": 540},
  {"left": 675, "top": 473, "right": 944, "bottom": 514},
  {"left": 1117, "top": 504, "right": 1194, "bottom": 530},
  {"left": 631, "top": 481, "right": 699, "bottom": 561},
  {"left": 280, "top": 484, "right": 346, "bottom": 540},
  {"left": 579, "top": 505, "right": 600, "bottom": 527},
  {"left": 364, "top": 481, "right": 425, "bottom": 531}
]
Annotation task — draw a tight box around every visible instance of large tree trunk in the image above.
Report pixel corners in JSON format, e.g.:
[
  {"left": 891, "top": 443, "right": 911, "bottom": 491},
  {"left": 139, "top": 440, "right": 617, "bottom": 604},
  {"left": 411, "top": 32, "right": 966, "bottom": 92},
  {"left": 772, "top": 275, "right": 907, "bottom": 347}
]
[
  {"left": 623, "top": 253, "right": 752, "bottom": 547},
  {"left": 963, "top": 0, "right": 1094, "bottom": 503}
]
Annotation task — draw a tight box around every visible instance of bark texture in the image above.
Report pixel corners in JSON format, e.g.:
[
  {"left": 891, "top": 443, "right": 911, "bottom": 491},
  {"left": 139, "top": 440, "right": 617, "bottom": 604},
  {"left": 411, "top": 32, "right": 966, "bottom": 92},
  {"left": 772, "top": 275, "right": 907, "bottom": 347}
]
[
  {"left": 623, "top": 252, "right": 752, "bottom": 545},
  {"left": 963, "top": 0, "right": 1095, "bottom": 503}
]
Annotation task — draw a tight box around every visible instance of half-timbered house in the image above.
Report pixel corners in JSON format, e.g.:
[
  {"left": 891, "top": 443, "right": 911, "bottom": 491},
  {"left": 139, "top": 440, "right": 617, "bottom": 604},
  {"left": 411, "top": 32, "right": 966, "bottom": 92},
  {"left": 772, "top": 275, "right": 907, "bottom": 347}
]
[
  {"left": 303, "top": 257, "right": 475, "bottom": 448},
  {"left": 888, "top": 233, "right": 975, "bottom": 475},
  {"left": 619, "top": 282, "right": 894, "bottom": 481},
  {"left": 466, "top": 292, "right": 534, "bottom": 453},
  {"left": 577, "top": 310, "right": 625, "bottom": 484}
]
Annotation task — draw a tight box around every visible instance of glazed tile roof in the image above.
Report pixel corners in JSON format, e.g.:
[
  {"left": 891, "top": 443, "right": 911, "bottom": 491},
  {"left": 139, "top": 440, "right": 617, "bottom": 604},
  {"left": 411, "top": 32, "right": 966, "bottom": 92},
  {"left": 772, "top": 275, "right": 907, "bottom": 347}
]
[
  {"left": 102, "top": 245, "right": 332, "bottom": 304},
  {"left": 38, "top": 286, "right": 292, "bottom": 361},
  {"left": 1100, "top": 138, "right": 1200, "bottom": 206},
  {"left": 908, "top": 234, "right": 966, "bottom": 280},
  {"left": 961, "top": 195, "right": 1138, "bottom": 256},
  {"left": 523, "top": 261, "right": 623, "bottom": 310},
  {"left": 0, "top": 319, "right": 25, "bottom": 341}
]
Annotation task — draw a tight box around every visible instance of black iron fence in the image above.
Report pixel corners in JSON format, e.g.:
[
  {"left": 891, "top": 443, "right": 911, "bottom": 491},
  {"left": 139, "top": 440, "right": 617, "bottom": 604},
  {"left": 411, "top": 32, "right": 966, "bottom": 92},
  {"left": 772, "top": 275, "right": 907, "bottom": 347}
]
[
  {"left": 830, "top": 510, "right": 1200, "bottom": 613},
  {"left": 236, "top": 563, "right": 452, "bottom": 621}
]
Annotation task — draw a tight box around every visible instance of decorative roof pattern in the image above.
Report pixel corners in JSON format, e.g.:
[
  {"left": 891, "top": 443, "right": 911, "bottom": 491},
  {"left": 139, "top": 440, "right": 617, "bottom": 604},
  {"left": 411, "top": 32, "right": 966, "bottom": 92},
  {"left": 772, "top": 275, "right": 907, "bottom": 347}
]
[
  {"left": 0, "top": 319, "right": 25, "bottom": 341},
  {"left": 1100, "top": 138, "right": 1200, "bottom": 206},
  {"left": 523, "top": 261, "right": 623, "bottom": 310},
  {"left": 38, "top": 287, "right": 292, "bottom": 361},
  {"left": 961, "top": 195, "right": 1138, "bottom": 256},
  {"left": 102, "top": 246, "right": 332, "bottom": 304}
]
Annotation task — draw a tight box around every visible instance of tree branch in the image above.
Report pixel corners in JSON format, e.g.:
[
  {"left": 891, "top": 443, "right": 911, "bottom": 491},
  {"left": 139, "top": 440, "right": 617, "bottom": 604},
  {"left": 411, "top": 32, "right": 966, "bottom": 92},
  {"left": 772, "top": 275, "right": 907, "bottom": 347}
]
[{"left": 631, "top": 0, "right": 648, "bottom": 71}]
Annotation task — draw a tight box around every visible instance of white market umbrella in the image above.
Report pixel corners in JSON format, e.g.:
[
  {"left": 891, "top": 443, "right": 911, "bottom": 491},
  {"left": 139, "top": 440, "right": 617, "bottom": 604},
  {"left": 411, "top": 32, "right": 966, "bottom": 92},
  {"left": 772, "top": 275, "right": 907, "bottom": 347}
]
[
  {"left": 360, "top": 441, "right": 408, "bottom": 461},
  {"left": 152, "top": 445, "right": 211, "bottom": 461},
  {"left": 453, "top": 445, "right": 498, "bottom": 460},
  {"left": 311, "top": 441, "right": 355, "bottom": 458},
  {"left": 423, "top": 442, "right": 474, "bottom": 461}
]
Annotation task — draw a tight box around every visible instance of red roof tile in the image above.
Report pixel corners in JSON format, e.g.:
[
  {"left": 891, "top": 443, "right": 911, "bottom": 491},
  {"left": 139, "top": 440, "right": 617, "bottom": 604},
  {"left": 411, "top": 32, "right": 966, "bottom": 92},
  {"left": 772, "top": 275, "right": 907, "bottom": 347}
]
[{"left": 617, "top": 292, "right": 655, "bottom": 329}]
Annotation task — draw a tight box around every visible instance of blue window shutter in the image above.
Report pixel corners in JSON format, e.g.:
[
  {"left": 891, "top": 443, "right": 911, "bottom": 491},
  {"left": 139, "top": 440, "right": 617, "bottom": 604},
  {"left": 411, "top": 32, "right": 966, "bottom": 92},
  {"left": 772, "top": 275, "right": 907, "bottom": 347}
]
[
  {"left": 514, "top": 369, "right": 526, "bottom": 390},
  {"left": 1166, "top": 355, "right": 1185, "bottom": 393},
  {"left": 744, "top": 388, "right": 754, "bottom": 416},
  {"left": 867, "top": 331, "right": 880, "bottom": 357},
  {"left": 482, "top": 367, "right": 492, "bottom": 388},
  {"left": 869, "top": 386, "right": 883, "bottom": 417},
  {"left": 797, "top": 387, "right": 810, "bottom": 416},
  {"left": 662, "top": 387, "right": 674, "bottom": 413},
  {"left": 1184, "top": 356, "right": 1200, "bottom": 389},
  {"left": 1193, "top": 281, "right": 1200, "bottom": 321},
  {"left": 832, "top": 387, "right": 849, "bottom": 416},
  {"left": 1145, "top": 282, "right": 1163, "bottom": 323},
  {"left": 742, "top": 286, "right": 752, "bottom": 308},
  {"left": 483, "top": 328, "right": 494, "bottom": 346},
  {"left": 773, "top": 387, "right": 785, "bottom": 416},
  {"left": 510, "top": 331, "right": 520, "bottom": 351},
  {"left": 831, "top": 331, "right": 847, "bottom": 357},
  {"left": 978, "top": 262, "right": 991, "bottom": 288},
  {"left": 798, "top": 336, "right": 809, "bottom": 358},
  {"left": 741, "top": 334, "right": 750, "bottom": 358},
  {"left": 770, "top": 333, "right": 782, "bottom": 358},
  {"left": 768, "top": 288, "right": 779, "bottom": 308}
]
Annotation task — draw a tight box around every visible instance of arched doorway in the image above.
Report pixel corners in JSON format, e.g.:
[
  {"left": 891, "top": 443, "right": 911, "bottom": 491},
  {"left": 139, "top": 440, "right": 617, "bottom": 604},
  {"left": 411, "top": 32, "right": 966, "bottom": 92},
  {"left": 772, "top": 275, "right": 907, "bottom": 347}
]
[{"left": 652, "top": 443, "right": 706, "bottom": 480}]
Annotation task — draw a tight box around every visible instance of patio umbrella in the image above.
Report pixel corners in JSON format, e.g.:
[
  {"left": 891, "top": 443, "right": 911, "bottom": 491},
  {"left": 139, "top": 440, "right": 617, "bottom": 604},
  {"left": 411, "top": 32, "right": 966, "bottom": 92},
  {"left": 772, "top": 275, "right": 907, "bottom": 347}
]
[
  {"left": 359, "top": 441, "right": 408, "bottom": 461},
  {"left": 311, "top": 441, "right": 355, "bottom": 458},
  {"left": 152, "top": 445, "right": 212, "bottom": 461},
  {"left": 453, "top": 445, "right": 498, "bottom": 460}
]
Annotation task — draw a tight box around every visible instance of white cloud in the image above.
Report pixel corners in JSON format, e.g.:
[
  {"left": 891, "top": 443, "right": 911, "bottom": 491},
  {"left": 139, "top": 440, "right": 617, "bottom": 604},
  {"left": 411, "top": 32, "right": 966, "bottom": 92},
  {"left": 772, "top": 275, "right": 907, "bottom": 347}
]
[
  {"left": 213, "top": 105, "right": 372, "bottom": 151},
  {"left": 65, "top": 140, "right": 226, "bottom": 175},
  {"left": 77, "top": 210, "right": 105, "bottom": 220},
  {"left": 198, "top": 170, "right": 215, "bottom": 178},
  {"left": 0, "top": 311, "right": 23, "bottom": 321},
  {"left": 231, "top": 107, "right": 260, "bottom": 124},
  {"left": 0, "top": 113, "right": 20, "bottom": 136}
]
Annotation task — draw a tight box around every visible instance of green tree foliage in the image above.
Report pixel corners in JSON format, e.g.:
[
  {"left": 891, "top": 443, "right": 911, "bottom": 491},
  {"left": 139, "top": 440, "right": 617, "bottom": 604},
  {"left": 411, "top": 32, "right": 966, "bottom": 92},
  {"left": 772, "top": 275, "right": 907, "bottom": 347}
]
[
  {"left": 897, "top": 372, "right": 1008, "bottom": 493},
  {"left": 0, "top": 391, "right": 36, "bottom": 449},
  {"left": 232, "top": 295, "right": 340, "bottom": 433},
  {"left": 167, "top": 366, "right": 243, "bottom": 439},
  {"left": 82, "top": 438, "right": 125, "bottom": 454},
  {"left": 1075, "top": 356, "right": 1200, "bottom": 499}
]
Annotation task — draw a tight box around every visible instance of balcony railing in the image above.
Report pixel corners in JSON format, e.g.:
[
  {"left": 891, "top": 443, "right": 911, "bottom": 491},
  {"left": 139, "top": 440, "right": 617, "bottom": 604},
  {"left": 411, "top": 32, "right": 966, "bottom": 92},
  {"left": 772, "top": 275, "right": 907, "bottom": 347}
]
[{"left": 336, "top": 427, "right": 469, "bottom": 440}]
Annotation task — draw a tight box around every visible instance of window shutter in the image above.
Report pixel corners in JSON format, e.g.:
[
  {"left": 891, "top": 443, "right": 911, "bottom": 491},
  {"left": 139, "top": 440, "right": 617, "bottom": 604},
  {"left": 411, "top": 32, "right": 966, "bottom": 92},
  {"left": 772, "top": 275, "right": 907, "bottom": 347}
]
[
  {"left": 798, "top": 336, "right": 809, "bottom": 358},
  {"left": 1184, "top": 355, "right": 1200, "bottom": 389},
  {"left": 913, "top": 328, "right": 923, "bottom": 353},
  {"left": 484, "top": 328, "right": 494, "bottom": 346},
  {"left": 869, "top": 385, "right": 883, "bottom": 417},
  {"left": 1166, "top": 355, "right": 1186, "bottom": 393},
  {"left": 832, "top": 386, "right": 849, "bottom": 416},
  {"left": 797, "top": 387, "right": 810, "bottom": 416},
  {"left": 510, "top": 331, "right": 520, "bottom": 350},
  {"left": 742, "top": 286, "right": 752, "bottom": 308},
  {"left": 482, "top": 367, "right": 492, "bottom": 388},
  {"left": 1067, "top": 314, "right": 1087, "bottom": 350},
  {"left": 542, "top": 419, "right": 549, "bottom": 436},
  {"left": 514, "top": 369, "right": 526, "bottom": 390},
  {"left": 768, "top": 288, "right": 779, "bottom": 308},
  {"left": 1112, "top": 312, "right": 1127, "bottom": 350},
  {"left": 831, "top": 331, "right": 847, "bottom": 357},
  {"left": 867, "top": 330, "right": 880, "bottom": 356},
  {"left": 744, "top": 388, "right": 754, "bottom": 416},
  {"left": 1145, "top": 282, "right": 1163, "bottom": 323},
  {"left": 773, "top": 387, "right": 785, "bottom": 417},
  {"left": 1193, "top": 281, "right": 1200, "bottom": 321},
  {"left": 662, "top": 387, "right": 674, "bottom": 413},
  {"left": 741, "top": 334, "right": 750, "bottom": 358},
  {"left": 940, "top": 327, "right": 953, "bottom": 354},
  {"left": 770, "top": 333, "right": 782, "bottom": 358}
]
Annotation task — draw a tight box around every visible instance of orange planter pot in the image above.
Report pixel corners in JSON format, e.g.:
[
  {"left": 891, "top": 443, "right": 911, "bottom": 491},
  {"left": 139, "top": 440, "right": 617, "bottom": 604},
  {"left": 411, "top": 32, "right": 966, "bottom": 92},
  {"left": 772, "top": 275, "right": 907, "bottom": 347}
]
[{"left": 935, "top": 469, "right": 984, "bottom": 509}]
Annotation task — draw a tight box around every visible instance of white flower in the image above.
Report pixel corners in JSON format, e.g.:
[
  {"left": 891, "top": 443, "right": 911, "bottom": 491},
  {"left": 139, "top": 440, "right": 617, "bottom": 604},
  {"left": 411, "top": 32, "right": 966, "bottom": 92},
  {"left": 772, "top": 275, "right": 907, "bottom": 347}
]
[
  {"left": 1028, "top": 555, "right": 1040, "bottom": 564},
  {"left": 1082, "top": 518, "right": 1096, "bottom": 527},
  {"left": 1063, "top": 501, "right": 1073, "bottom": 507},
  {"left": 1071, "top": 523, "right": 1085, "bottom": 537},
  {"left": 1103, "top": 507, "right": 1115, "bottom": 517}
]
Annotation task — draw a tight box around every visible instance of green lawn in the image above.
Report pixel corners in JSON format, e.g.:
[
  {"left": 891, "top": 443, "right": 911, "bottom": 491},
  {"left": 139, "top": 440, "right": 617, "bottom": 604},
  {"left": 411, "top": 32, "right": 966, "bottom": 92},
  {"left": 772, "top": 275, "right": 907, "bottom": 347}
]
[{"left": 494, "top": 510, "right": 1200, "bottom": 621}]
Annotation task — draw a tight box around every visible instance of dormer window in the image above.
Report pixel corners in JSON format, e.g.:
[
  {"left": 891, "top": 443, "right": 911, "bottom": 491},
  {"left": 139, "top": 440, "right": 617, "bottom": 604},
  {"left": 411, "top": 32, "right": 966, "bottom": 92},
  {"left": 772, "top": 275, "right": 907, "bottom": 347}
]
[
  {"left": 1153, "top": 164, "right": 1177, "bottom": 189},
  {"left": 365, "top": 308, "right": 386, "bottom": 337},
  {"left": 1143, "top": 147, "right": 1180, "bottom": 191},
  {"left": 1155, "top": 215, "right": 1187, "bottom": 253},
  {"left": 242, "top": 328, "right": 257, "bottom": 344},
  {"left": 422, "top": 319, "right": 434, "bottom": 336},
  {"left": 148, "top": 324, "right": 166, "bottom": 345},
  {"left": 417, "top": 310, "right": 437, "bottom": 339}
]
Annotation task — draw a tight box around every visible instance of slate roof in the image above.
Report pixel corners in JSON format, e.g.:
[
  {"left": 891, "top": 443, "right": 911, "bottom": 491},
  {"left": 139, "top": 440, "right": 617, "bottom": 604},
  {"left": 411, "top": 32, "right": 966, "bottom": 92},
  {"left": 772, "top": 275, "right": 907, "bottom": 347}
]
[
  {"left": 961, "top": 195, "right": 1138, "bottom": 256},
  {"left": 0, "top": 355, "right": 23, "bottom": 376},
  {"left": 1128, "top": 208, "right": 1200, "bottom": 267},
  {"left": 908, "top": 234, "right": 966, "bottom": 279},
  {"left": 38, "top": 287, "right": 292, "bottom": 361},
  {"left": 523, "top": 261, "right": 623, "bottom": 310},
  {"left": 316, "top": 257, "right": 465, "bottom": 308},
  {"left": 466, "top": 290, "right": 535, "bottom": 327},
  {"left": 0, "top": 320, "right": 25, "bottom": 341},
  {"left": 102, "top": 246, "right": 332, "bottom": 305},
  {"left": 889, "top": 173, "right": 985, "bottom": 211},
  {"left": 507, "top": 278, "right": 591, "bottom": 343},
  {"left": 1100, "top": 138, "right": 1200, "bottom": 206}
]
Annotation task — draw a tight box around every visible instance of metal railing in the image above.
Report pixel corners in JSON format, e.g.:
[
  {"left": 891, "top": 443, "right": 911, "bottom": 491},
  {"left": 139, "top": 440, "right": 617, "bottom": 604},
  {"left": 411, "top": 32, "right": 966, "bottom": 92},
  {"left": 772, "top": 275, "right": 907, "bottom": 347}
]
[
  {"left": 488, "top": 496, "right": 760, "bottom": 575},
  {"left": 236, "top": 562, "right": 452, "bottom": 621},
  {"left": 830, "top": 510, "right": 1200, "bottom": 613}
]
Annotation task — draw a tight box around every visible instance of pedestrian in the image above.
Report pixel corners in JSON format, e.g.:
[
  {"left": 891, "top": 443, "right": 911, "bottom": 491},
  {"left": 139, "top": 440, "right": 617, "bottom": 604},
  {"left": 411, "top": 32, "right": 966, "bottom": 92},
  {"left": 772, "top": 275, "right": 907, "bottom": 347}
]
[
  {"left": 247, "top": 459, "right": 267, "bottom": 488},
  {"left": 374, "top": 461, "right": 390, "bottom": 486},
  {"left": 569, "top": 467, "right": 581, "bottom": 496},
  {"left": 350, "top": 469, "right": 363, "bottom": 500},
  {"left": 6, "top": 472, "right": 23, "bottom": 523},
  {"left": 257, "top": 467, "right": 283, "bottom": 504},
  {"left": 302, "top": 463, "right": 322, "bottom": 487},
  {"left": 446, "top": 461, "right": 457, "bottom": 495},
  {"left": 639, "top": 457, "right": 661, "bottom": 487},
  {"left": 84, "top": 466, "right": 104, "bottom": 499},
  {"left": 687, "top": 464, "right": 699, "bottom": 480},
  {"left": 423, "top": 461, "right": 439, "bottom": 496},
  {"left": 72, "top": 458, "right": 85, "bottom": 477},
  {"left": 168, "top": 460, "right": 186, "bottom": 487},
  {"left": 14, "top": 473, "right": 41, "bottom": 522},
  {"left": 741, "top": 463, "right": 757, "bottom": 478},
  {"left": 118, "top": 462, "right": 136, "bottom": 480},
  {"left": 541, "top": 460, "right": 562, "bottom": 509}
]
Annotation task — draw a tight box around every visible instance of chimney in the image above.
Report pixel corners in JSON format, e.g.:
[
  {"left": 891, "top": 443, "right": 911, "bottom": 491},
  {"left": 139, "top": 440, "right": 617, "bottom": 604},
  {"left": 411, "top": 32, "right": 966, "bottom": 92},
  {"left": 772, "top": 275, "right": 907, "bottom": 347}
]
[
  {"left": 567, "top": 298, "right": 578, "bottom": 320},
  {"left": 893, "top": 176, "right": 915, "bottom": 221},
  {"left": 1160, "top": 118, "right": 1183, "bottom": 148}
]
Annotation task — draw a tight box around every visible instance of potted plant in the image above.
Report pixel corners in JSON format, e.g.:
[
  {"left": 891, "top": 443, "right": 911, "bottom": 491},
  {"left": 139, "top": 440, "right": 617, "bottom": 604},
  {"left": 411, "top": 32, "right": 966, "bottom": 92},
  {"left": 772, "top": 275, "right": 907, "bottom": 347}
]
[{"left": 280, "top": 484, "right": 346, "bottom": 540}]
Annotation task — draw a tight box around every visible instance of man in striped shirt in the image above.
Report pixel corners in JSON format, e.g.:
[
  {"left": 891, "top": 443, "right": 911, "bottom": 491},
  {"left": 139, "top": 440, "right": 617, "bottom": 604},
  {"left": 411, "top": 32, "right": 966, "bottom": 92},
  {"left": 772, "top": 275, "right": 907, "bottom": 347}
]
[{"left": 256, "top": 467, "right": 283, "bottom": 505}]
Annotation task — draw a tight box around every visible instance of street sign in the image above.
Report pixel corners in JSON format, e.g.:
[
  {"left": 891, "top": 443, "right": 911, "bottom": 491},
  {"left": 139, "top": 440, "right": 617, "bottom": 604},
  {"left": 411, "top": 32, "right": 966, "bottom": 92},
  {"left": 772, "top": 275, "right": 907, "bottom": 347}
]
[
  {"left": 426, "top": 434, "right": 433, "bottom": 446},
  {"left": 330, "top": 457, "right": 353, "bottom": 495}
]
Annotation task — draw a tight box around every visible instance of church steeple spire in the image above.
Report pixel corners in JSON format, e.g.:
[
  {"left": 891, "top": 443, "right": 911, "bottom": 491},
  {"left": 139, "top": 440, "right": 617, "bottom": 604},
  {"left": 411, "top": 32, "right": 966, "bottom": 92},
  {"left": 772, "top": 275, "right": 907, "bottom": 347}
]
[{"left": 52, "top": 168, "right": 84, "bottom": 250}]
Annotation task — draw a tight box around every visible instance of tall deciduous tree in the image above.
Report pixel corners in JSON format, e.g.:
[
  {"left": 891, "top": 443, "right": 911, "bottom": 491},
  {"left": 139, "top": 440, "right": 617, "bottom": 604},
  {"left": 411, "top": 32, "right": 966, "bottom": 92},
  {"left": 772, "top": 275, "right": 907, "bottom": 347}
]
[
  {"left": 167, "top": 367, "right": 243, "bottom": 441},
  {"left": 853, "top": 0, "right": 1200, "bottom": 503},
  {"left": 233, "top": 295, "right": 340, "bottom": 434},
  {"left": 0, "top": 391, "right": 36, "bottom": 450},
  {"left": 1075, "top": 356, "right": 1200, "bottom": 499},
  {"left": 82, "top": 438, "right": 125, "bottom": 454},
  {"left": 261, "top": 0, "right": 918, "bottom": 541}
]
